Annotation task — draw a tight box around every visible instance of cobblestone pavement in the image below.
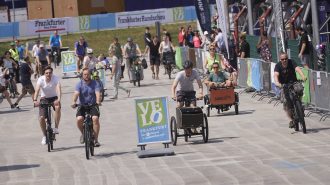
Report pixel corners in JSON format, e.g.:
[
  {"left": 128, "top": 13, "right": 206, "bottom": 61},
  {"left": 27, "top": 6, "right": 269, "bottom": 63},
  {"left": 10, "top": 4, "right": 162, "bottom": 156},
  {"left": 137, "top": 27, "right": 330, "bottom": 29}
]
[{"left": 1, "top": 67, "right": 330, "bottom": 185}]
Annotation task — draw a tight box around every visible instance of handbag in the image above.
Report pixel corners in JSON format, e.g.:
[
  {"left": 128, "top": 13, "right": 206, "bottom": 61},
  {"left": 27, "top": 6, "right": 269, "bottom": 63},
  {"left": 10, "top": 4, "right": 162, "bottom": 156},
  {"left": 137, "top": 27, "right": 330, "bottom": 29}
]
[{"left": 141, "top": 58, "right": 148, "bottom": 69}]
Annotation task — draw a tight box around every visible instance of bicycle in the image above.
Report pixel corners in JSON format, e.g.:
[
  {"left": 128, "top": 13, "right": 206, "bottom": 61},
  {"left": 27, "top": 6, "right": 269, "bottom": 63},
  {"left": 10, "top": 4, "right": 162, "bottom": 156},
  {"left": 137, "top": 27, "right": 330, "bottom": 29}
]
[
  {"left": 74, "top": 104, "right": 95, "bottom": 160},
  {"left": 283, "top": 80, "right": 306, "bottom": 134},
  {"left": 127, "top": 56, "right": 143, "bottom": 87},
  {"left": 170, "top": 95, "right": 208, "bottom": 145},
  {"left": 50, "top": 46, "right": 61, "bottom": 68},
  {"left": 39, "top": 101, "right": 56, "bottom": 152},
  {"left": 91, "top": 68, "right": 105, "bottom": 102},
  {"left": 6, "top": 73, "right": 17, "bottom": 99},
  {"left": 162, "top": 52, "right": 175, "bottom": 79}
]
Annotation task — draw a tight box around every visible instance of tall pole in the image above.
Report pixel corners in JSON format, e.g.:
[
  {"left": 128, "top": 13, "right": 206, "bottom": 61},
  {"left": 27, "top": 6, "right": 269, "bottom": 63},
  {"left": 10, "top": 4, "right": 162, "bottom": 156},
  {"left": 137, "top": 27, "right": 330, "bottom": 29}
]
[
  {"left": 223, "top": 0, "right": 230, "bottom": 34},
  {"left": 246, "top": 0, "right": 254, "bottom": 35},
  {"left": 11, "top": 0, "right": 15, "bottom": 22},
  {"left": 310, "top": 0, "right": 320, "bottom": 46},
  {"left": 51, "top": 0, "right": 55, "bottom": 18}
]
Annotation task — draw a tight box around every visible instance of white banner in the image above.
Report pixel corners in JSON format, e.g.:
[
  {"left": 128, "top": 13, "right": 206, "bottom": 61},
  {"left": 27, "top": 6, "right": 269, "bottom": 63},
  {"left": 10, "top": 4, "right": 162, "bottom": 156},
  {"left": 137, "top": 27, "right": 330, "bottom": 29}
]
[
  {"left": 215, "top": 0, "right": 229, "bottom": 57},
  {"left": 19, "top": 17, "right": 79, "bottom": 38},
  {"left": 115, "top": 9, "right": 173, "bottom": 28}
]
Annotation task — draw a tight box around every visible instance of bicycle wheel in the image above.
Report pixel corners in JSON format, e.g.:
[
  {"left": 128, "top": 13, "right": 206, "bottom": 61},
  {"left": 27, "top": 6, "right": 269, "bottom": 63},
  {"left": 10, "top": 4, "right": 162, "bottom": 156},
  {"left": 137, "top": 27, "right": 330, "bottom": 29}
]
[
  {"left": 47, "top": 129, "right": 51, "bottom": 152},
  {"left": 8, "top": 80, "right": 15, "bottom": 98},
  {"left": 202, "top": 114, "right": 209, "bottom": 143},
  {"left": 170, "top": 116, "right": 177, "bottom": 146},
  {"left": 295, "top": 100, "right": 306, "bottom": 134},
  {"left": 98, "top": 80, "right": 105, "bottom": 102},
  {"left": 84, "top": 123, "right": 90, "bottom": 160},
  {"left": 90, "top": 126, "right": 95, "bottom": 156}
]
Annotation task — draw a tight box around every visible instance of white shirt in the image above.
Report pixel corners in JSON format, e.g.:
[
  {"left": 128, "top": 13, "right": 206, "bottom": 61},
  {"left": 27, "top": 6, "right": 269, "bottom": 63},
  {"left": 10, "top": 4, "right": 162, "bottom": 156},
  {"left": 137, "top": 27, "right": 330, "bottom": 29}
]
[
  {"left": 83, "top": 55, "right": 99, "bottom": 71},
  {"left": 37, "top": 75, "right": 60, "bottom": 98},
  {"left": 215, "top": 32, "right": 224, "bottom": 49},
  {"left": 32, "top": 44, "right": 39, "bottom": 57},
  {"left": 0, "top": 69, "right": 6, "bottom": 86}
]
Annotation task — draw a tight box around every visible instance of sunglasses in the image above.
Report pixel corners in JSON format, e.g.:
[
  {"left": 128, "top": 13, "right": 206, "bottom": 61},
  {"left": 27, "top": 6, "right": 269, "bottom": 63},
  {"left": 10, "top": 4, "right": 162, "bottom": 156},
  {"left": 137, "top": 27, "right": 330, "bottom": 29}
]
[
  {"left": 209, "top": 48, "right": 215, "bottom": 51},
  {"left": 280, "top": 58, "right": 288, "bottom": 61}
]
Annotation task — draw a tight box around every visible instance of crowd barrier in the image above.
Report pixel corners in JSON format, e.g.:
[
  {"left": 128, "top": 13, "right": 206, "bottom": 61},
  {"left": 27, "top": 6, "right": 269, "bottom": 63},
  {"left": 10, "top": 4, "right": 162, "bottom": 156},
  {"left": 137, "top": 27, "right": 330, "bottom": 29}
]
[
  {"left": 0, "top": 6, "right": 198, "bottom": 40},
  {"left": 237, "top": 58, "right": 330, "bottom": 121}
]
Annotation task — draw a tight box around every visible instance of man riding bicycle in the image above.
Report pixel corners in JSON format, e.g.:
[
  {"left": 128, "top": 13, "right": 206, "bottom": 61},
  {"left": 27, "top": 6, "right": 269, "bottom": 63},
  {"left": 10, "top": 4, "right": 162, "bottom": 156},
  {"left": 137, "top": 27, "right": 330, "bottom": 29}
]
[
  {"left": 49, "top": 30, "right": 62, "bottom": 65},
  {"left": 171, "top": 60, "right": 203, "bottom": 108},
  {"left": 83, "top": 48, "right": 99, "bottom": 72},
  {"left": 123, "top": 37, "right": 142, "bottom": 81},
  {"left": 274, "top": 52, "right": 306, "bottom": 128},
  {"left": 34, "top": 66, "right": 62, "bottom": 145},
  {"left": 36, "top": 44, "right": 51, "bottom": 75},
  {"left": 72, "top": 68, "right": 101, "bottom": 147}
]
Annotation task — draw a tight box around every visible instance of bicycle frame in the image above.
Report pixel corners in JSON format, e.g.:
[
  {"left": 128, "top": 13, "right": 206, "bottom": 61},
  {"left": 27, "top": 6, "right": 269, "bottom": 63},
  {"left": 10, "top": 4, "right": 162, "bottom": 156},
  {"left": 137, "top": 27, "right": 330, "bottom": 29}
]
[{"left": 40, "top": 102, "right": 55, "bottom": 152}]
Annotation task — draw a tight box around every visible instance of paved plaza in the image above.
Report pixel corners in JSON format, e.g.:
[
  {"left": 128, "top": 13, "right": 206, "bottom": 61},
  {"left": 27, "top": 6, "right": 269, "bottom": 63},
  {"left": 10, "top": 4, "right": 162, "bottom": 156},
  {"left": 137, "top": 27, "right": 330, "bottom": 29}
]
[{"left": 1, "top": 68, "right": 330, "bottom": 185}]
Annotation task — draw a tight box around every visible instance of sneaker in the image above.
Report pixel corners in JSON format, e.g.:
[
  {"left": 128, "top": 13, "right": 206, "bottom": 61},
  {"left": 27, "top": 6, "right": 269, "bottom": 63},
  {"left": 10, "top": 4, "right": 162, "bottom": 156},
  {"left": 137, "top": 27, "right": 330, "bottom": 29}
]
[
  {"left": 80, "top": 135, "right": 84, "bottom": 144},
  {"left": 14, "top": 103, "right": 20, "bottom": 109},
  {"left": 53, "top": 128, "right": 59, "bottom": 134},
  {"left": 289, "top": 121, "right": 294, "bottom": 128},
  {"left": 127, "top": 89, "right": 131, "bottom": 97},
  {"left": 94, "top": 141, "right": 101, "bottom": 147},
  {"left": 41, "top": 136, "right": 46, "bottom": 145},
  {"left": 10, "top": 104, "right": 15, "bottom": 109}
]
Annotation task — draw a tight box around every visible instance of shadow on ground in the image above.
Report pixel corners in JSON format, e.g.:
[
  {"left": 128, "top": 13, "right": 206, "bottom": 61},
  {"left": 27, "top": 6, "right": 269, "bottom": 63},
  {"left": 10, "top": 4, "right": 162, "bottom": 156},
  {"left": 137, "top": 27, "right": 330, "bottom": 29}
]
[{"left": 0, "top": 164, "right": 40, "bottom": 172}]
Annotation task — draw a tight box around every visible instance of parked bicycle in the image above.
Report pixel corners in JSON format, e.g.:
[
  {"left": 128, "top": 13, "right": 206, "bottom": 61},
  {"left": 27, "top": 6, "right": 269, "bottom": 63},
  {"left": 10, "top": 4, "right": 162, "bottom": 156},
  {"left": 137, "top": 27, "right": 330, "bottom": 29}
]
[{"left": 283, "top": 80, "right": 306, "bottom": 134}]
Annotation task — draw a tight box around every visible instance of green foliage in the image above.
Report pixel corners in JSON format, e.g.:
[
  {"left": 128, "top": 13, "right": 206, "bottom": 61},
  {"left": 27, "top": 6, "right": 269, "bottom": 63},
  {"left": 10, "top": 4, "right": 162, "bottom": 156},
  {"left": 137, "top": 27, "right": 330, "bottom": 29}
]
[{"left": 0, "top": 22, "right": 196, "bottom": 57}]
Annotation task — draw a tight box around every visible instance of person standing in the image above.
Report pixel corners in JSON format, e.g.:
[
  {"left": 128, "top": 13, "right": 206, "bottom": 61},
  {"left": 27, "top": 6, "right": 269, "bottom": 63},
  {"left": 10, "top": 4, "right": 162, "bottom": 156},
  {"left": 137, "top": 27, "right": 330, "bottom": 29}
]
[
  {"left": 74, "top": 36, "right": 88, "bottom": 73},
  {"left": 145, "top": 36, "right": 161, "bottom": 79},
  {"left": 144, "top": 27, "right": 152, "bottom": 46},
  {"left": 178, "top": 27, "right": 186, "bottom": 47},
  {"left": 193, "top": 30, "right": 202, "bottom": 48},
  {"left": 295, "top": 27, "right": 311, "bottom": 69},
  {"left": 33, "top": 66, "right": 62, "bottom": 145},
  {"left": 185, "top": 25, "right": 194, "bottom": 48},
  {"left": 15, "top": 56, "right": 35, "bottom": 107},
  {"left": 109, "top": 37, "right": 124, "bottom": 78},
  {"left": 239, "top": 32, "right": 250, "bottom": 58},
  {"left": 257, "top": 31, "right": 272, "bottom": 63},
  {"left": 201, "top": 31, "right": 211, "bottom": 51},
  {"left": 109, "top": 49, "right": 131, "bottom": 99}
]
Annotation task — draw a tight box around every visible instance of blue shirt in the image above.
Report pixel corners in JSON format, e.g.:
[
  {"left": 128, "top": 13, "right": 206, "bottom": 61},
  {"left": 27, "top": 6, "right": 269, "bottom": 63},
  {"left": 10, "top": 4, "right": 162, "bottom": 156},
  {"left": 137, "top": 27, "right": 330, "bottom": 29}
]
[
  {"left": 75, "top": 80, "right": 100, "bottom": 105},
  {"left": 49, "top": 35, "right": 61, "bottom": 47},
  {"left": 17, "top": 45, "right": 25, "bottom": 60},
  {"left": 75, "top": 41, "right": 88, "bottom": 56}
]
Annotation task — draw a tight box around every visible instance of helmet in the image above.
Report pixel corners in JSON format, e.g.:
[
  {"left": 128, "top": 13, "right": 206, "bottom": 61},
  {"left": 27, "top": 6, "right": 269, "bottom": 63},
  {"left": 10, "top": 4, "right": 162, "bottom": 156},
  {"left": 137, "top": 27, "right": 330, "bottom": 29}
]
[
  {"left": 127, "top": 37, "right": 133, "bottom": 42},
  {"left": 86, "top": 48, "right": 93, "bottom": 54},
  {"left": 183, "top": 60, "right": 193, "bottom": 69}
]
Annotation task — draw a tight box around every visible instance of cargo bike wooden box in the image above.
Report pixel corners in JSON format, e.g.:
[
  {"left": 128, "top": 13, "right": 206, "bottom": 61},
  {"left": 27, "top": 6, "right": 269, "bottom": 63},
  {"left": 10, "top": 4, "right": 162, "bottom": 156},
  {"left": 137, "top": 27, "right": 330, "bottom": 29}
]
[{"left": 204, "top": 87, "right": 239, "bottom": 117}]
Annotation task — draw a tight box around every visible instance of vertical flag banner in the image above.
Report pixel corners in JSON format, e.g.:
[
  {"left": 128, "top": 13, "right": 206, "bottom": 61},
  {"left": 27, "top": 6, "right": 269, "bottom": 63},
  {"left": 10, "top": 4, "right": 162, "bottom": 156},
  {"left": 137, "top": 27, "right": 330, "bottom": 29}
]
[
  {"left": 215, "top": 0, "right": 229, "bottom": 56},
  {"left": 194, "top": 0, "right": 212, "bottom": 34},
  {"left": 135, "top": 97, "right": 171, "bottom": 145}
]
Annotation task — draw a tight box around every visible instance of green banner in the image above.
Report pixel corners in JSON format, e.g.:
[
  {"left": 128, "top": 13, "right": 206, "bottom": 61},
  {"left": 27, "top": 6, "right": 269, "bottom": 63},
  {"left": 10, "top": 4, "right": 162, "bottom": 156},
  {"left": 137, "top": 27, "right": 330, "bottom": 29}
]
[
  {"left": 296, "top": 68, "right": 310, "bottom": 104},
  {"left": 175, "top": 47, "right": 183, "bottom": 70}
]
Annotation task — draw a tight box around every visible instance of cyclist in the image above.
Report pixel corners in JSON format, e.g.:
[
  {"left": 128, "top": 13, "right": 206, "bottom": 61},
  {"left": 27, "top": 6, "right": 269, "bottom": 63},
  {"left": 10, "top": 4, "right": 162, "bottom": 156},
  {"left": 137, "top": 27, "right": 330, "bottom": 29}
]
[
  {"left": 159, "top": 35, "right": 175, "bottom": 76},
  {"left": 9, "top": 42, "right": 19, "bottom": 62},
  {"left": 0, "top": 67, "right": 18, "bottom": 109},
  {"left": 49, "top": 30, "right": 62, "bottom": 65},
  {"left": 171, "top": 60, "right": 203, "bottom": 108},
  {"left": 274, "top": 52, "right": 306, "bottom": 128},
  {"left": 14, "top": 56, "right": 35, "bottom": 107},
  {"left": 83, "top": 48, "right": 99, "bottom": 72},
  {"left": 33, "top": 66, "right": 62, "bottom": 145},
  {"left": 72, "top": 68, "right": 101, "bottom": 147},
  {"left": 123, "top": 37, "right": 142, "bottom": 81},
  {"left": 204, "top": 62, "right": 232, "bottom": 88},
  {"left": 2, "top": 51, "right": 19, "bottom": 95},
  {"left": 31, "top": 40, "right": 41, "bottom": 78},
  {"left": 74, "top": 36, "right": 88, "bottom": 73},
  {"left": 36, "top": 44, "right": 51, "bottom": 74}
]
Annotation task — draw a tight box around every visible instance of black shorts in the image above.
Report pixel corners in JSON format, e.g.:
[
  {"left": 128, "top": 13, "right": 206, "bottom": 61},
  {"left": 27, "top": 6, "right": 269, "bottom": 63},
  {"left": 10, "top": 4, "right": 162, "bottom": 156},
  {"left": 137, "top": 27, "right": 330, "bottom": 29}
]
[
  {"left": 39, "top": 96, "right": 58, "bottom": 117},
  {"left": 176, "top": 91, "right": 196, "bottom": 102},
  {"left": 76, "top": 105, "right": 100, "bottom": 118},
  {"left": 150, "top": 55, "right": 160, "bottom": 66}
]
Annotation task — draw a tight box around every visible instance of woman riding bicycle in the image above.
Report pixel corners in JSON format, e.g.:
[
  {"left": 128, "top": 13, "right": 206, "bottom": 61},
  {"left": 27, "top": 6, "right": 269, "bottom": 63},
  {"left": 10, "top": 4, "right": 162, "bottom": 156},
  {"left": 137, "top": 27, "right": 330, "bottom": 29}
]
[
  {"left": 159, "top": 35, "right": 175, "bottom": 75},
  {"left": 274, "top": 52, "right": 306, "bottom": 128}
]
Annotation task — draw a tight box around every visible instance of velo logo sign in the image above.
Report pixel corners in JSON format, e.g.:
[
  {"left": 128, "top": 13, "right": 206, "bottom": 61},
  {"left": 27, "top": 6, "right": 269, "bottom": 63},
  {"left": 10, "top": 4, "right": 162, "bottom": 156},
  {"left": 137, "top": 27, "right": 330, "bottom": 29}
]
[
  {"left": 61, "top": 51, "right": 77, "bottom": 73},
  {"left": 135, "top": 97, "right": 171, "bottom": 145},
  {"left": 173, "top": 7, "right": 184, "bottom": 22},
  {"left": 79, "top": 16, "right": 90, "bottom": 31}
]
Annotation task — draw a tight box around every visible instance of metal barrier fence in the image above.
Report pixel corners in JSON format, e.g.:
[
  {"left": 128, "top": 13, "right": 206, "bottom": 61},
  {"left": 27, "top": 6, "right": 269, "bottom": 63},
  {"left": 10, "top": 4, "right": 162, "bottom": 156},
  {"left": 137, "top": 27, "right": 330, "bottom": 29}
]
[{"left": 237, "top": 58, "right": 330, "bottom": 121}]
